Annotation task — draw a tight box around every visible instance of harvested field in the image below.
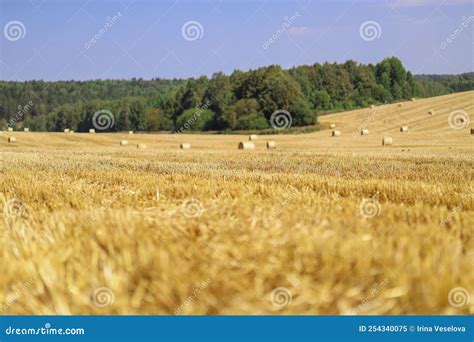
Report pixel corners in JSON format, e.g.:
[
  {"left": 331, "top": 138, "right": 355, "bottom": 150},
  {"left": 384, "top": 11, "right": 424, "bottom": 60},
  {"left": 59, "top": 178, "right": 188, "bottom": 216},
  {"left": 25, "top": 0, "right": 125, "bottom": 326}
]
[{"left": 0, "top": 91, "right": 473, "bottom": 315}]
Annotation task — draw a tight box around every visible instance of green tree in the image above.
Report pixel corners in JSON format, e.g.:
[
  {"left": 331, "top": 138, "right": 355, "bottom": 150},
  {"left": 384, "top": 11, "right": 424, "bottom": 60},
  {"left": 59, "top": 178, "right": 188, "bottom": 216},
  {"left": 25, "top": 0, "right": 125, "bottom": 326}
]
[
  {"left": 176, "top": 108, "right": 215, "bottom": 131},
  {"left": 236, "top": 113, "right": 268, "bottom": 130}
]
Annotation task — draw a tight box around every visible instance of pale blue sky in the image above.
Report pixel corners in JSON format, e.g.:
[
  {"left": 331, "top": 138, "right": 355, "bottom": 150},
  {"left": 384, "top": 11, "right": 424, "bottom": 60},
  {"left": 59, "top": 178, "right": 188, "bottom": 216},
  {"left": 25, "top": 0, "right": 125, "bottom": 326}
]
[{"left": 0, "top": 0, "right": 472, "bottom": 81}]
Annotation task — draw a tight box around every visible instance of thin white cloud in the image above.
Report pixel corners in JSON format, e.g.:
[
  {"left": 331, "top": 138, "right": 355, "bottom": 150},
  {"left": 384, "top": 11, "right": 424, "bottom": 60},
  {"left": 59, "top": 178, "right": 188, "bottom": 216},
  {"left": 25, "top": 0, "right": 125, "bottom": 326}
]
[{"left": 386, "top": 0, "right": 471, "bottom": 8}]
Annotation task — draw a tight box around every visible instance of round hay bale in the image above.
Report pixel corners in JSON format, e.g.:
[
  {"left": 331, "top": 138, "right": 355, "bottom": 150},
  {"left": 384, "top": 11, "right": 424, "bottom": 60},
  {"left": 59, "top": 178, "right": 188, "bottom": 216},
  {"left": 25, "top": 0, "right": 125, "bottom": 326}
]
[
  {"left": 180, "top": 143, "right": 191, "bottom": 149},
  {"left": 370, "top": 105, "right": 375, "bottom": 109},
  {"left": 238, "top": 141, "right": 255, "bottom": 150},
  {"left": 411, "top": 98, "right": 416, "bottom": 101},
  {"left": 89, "top": 129, "right": 95, "bottom": 134},
  {"left": 382, "top": 137, "right": 393, "bottom": 146},
  {"left": 360, "top": 129, "right": 369, "bottom": 135},
  {"left": 332, "top": 130, "right": 341, "bottom": 137},
  {"left": 120, "top": 140, "right": 128, "bottom": 146},
  {"left": 7, "top": 127, "right": 13, "bottom": 132},
  {"left": 137, "top": 144, "right": 147, "bottom": 149},
  {"left": 398, "top": 103, "right": 403, "bottom": 107},
  {"left": 266, "top": 141, "right": 276, "bottom": 149},
  {"left": 64, "top": 128, "right": 70, "bottom": 133},
  {"left": 23, "top": 128, "right": 29, "bottom": 132},
  {"left": 428, "top": 110, "right": 434, "bottom": 115},
  {"left": 8, "top": 137, "right": 16, "bottom": 143},
  {"left": 70, "top": 130, "right": 74, "bottom": 134},
  {"left": 248, "top": 134, "right": 258, "bottom": 141},
  {"left": 129, "top": 131, "right": 134, "bottom": 135},
  {"left": 400, "top": 126, "right": 408, "bottom": 132},
  {"left": 330, "top": 123, "right": 336, "bottom": 129}
]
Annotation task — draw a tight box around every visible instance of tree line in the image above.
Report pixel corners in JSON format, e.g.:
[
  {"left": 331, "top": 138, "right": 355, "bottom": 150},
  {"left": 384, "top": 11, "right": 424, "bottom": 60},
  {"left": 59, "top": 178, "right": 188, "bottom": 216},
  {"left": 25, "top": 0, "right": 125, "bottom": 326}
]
[{"left": 0, "top": 57, "right": 472, "bottom": 132}]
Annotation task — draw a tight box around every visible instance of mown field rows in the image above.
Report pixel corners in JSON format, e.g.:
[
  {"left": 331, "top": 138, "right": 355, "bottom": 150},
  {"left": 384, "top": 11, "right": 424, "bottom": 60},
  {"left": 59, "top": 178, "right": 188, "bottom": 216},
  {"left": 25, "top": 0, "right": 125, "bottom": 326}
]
[{"left": 0, "top": 91, "right": 472, "bottom": 315}]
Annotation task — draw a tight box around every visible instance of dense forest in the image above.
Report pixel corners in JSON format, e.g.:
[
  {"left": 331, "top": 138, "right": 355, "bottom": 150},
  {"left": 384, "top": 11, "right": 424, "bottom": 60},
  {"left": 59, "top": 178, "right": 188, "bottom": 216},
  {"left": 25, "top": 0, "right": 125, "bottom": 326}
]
[
  {"left": 1, "top": 57, "right": 472, "bottom": 132},
  {"left": 414, "top": 72, "right": 474, "bottom": 98}
]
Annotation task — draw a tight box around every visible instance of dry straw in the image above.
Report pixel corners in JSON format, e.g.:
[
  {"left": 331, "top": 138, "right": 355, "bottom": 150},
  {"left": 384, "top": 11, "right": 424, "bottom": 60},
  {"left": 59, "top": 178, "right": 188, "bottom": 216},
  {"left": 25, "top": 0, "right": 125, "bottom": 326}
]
[
  {"left": 137, "top": 144, "right": 147, "bottom": 149},
  {"left": 8, "top": 137, "right": 16, "bottom": 143},
  {"left": 266, "top": 141, "right": 276, "bottom": 149},
  {"left": 180, "top": 143, "right": 191, "bottom": 149},
  {"left": 330, "top": 123, "right": 336, "bottom": 129},
  {"left": 360, "top": 129, "right": 369, "bottom": 135},
  {"left": 64, "top": 129, "right": 70, "bottom": 133},
  {"left": 120, "top": 140, "right": 129, "bottom": 146},
  {"left": 238, "top": 141, "right": 255, "bottom": 150},
  {"left": 400, "top": 126, "right": 408, "bottom": 132},
  {"left": 89, "top": 129, "right": 95, "bottom": 134},
  {"left": 332, "top": 130, "right": 341, "bottom": 137},
  {"left": 382, "top": 137, "right": 393, "bottom": 146},
  {"left": 249, "top": 134, "right": 258, "bottom": 141}
]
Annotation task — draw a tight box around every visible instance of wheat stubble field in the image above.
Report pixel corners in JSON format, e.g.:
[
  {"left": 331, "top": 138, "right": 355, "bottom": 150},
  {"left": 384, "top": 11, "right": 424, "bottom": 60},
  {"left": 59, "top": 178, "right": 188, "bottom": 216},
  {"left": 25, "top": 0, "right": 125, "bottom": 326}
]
[{"left": 0, "top": 91, "right": 473, "bottom": 315}]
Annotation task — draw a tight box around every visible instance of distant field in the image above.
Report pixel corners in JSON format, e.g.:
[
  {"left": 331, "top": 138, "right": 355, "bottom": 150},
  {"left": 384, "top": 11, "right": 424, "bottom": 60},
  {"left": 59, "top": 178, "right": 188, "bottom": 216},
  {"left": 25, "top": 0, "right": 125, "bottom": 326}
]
[{"left": 0, "top": 91, "right": 472, "bottom": 315}]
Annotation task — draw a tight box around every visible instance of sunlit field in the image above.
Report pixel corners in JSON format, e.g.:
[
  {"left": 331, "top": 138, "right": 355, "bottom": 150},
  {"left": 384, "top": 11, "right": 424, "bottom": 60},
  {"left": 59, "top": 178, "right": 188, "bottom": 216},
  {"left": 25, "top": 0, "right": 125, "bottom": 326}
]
[{"left": 1, "top": 91, "right": 472, "bottom": 315}]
